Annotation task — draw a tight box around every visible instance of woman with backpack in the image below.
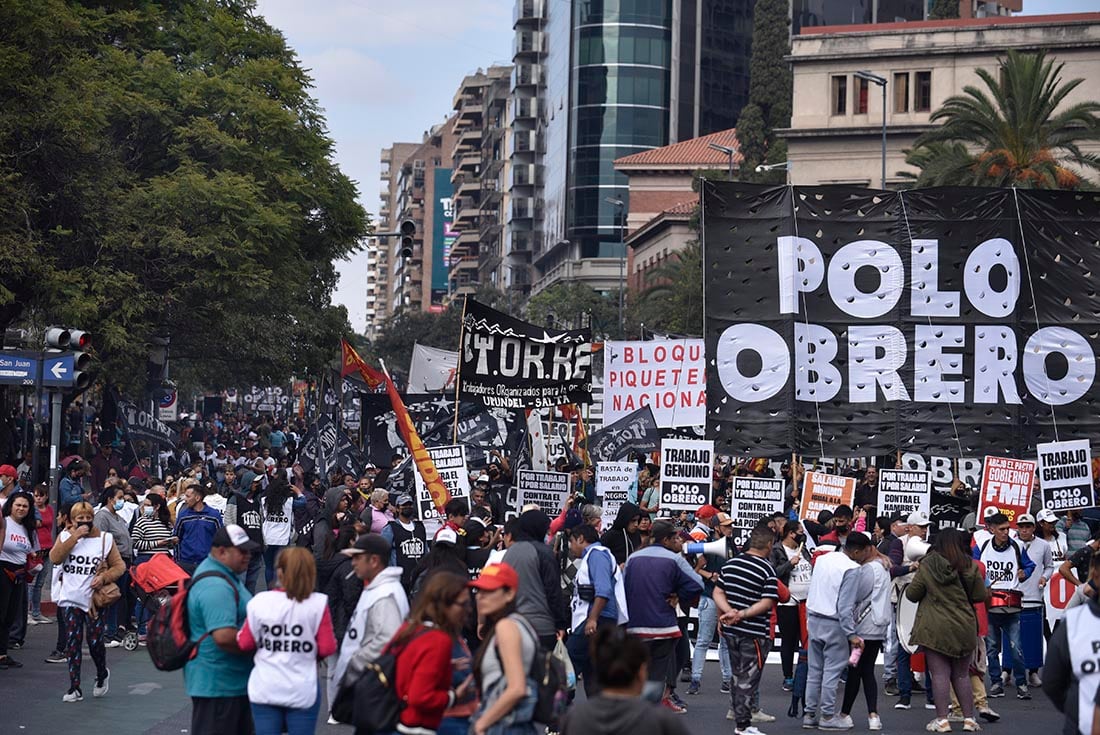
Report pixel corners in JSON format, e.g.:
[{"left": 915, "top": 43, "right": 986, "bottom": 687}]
[
  {"left": 50, "top": 500, "right": 126, "bottom": 702},
  {"left": 237, "top": 546, "right": 337, "bottom": 735},
  {"left": 470, "top": 562, "right": 539, "bottom": 735}
]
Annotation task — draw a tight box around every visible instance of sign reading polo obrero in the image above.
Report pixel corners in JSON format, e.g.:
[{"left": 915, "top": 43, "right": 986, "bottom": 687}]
[{"left": 703, "top": 182, "right": 1100, "bottom": 457}]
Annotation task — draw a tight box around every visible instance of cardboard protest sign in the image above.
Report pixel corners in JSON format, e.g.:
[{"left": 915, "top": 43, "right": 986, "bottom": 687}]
[
  {"left": 800, "top": 471, "right": 856, "bottom": 521},
  {"left": 1045, "top": 572, "right": 1078, "bottom": 627},
  {"left": 516, "top": 470, "right": 571, "bottom": 516},
  {"left": 731, "top": 477, "right": 785, "bottom": 546},
  {"left": 413, "top": 445, "right": 470, "bottom": 522},
  {"left": 877, "top": 469, "right": 931, "bottom": 519},
  {"left": 603, "top": 339, "right": 706, "bottom": 428},
  {"left": 596, "top": 461, "right": 637, "bottom": 532},
  {"left": 659, "top": 439, "right": 714, "bottom": 511},
  {"left": 1037, "top": 439, "right": 1095, "bottom": 512},
  {"left": 978, "top": 456, "right": 1036, "bottom": 526}
]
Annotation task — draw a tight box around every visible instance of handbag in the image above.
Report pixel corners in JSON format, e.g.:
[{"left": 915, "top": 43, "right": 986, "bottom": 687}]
[{"left": 91, "top": 534, "right": 121, "bottom": 612}]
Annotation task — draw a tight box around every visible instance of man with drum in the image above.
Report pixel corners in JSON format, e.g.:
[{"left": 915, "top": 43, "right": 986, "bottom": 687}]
[
  {"left": 974, "top": 512, "right": 1036, "bottom": 699},
  {"left": 887, "top": 511, "right": 932, "bottom": 710}
]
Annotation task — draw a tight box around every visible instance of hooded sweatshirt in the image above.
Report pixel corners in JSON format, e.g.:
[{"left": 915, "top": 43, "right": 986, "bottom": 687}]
[
  {"left": 600, "top": 502, "right": 643, "bottom": 566},
  {"left": 502, "top": 510, "right": 568, "bottom": 640},
  {"left": 312, "top": 488, "right": 347, "bottom": 560},
  {"left": 561, "top": 695, "right": 691, "bottom": 735},
  {"left": 904, "top": 551, "right": 986, "bottom": 658}
]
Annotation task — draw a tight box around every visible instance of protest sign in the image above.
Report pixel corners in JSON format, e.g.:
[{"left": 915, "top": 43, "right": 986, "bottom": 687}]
[
  {"left": 799, "top": 471, "right": 856, "bottom": 521},
  {"left": 659, "top": 439, "right": 714, "bottom": 510},
  {"left": 412, "top": 445, "right": 470, "bottom": 522},
  {"left": 731, "top": 477, "right": 785, "bottom": 547},
  {"left": 596, "top": 461, "right": 638, "bottom": 532},
  {"left": 978, "top": 456, "right": 1036, "bottom": 526},
  {"left": 516, "top": 470, "right": 571, "bottom": 516},
  {"left": 1037, "top": 439, "right": 1095, "bottom": 512},
  {"left": 1045, "top": 572, "right": 1077, "bottom": 627},
  {"left": 603, "top": 340, "right": 706, "bottom": 428},
  {"left": 877, "top": 469, "right": 931, "bottom": 519}
]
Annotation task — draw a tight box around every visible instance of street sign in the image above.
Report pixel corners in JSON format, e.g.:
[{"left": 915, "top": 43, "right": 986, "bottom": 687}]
[
  {"left": 0, "top": 351, "right": 40, "bottom": 386},
  {"left": 158, "top": 387, "right": 178, "bottom": 422},
  {"left": 41, "top": 353, "right": 76, "bottom": 387}
]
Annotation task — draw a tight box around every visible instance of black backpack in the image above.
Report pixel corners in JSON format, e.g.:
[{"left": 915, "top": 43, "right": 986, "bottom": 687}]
[
  {"left": 509, "top": 616, "right": 569, "bottom": 725},
  {"left": 330, "top": 629, "right": 427, "bottom": 730}
]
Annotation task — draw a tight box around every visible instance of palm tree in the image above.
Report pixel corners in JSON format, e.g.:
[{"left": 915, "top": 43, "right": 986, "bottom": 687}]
[
  {"left": 636, "top": 240, "right": 703, "bottom": 336},
  {"left": 903, "top": 50, "right": 1100, "bottom": 189}
]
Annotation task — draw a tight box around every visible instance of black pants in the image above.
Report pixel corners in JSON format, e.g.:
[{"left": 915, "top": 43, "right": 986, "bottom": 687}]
[
  {"left": 777, "top": 604, "right": 801, "bottom": 679},
  {"left": 192, "top": 695, "right": 254, "bottom": 735},
  {"left": 0, "top": 566, "right": 25, "bottom": 656},
  {"left": 841, "top": 639, "right": 883, "bottom": 716},
  {"left": 56, "top": 605, "right": 68, "bottom": 652},
  {"left": 644, "top": 638, "right": 677, "bottom": 686},
  {"left": 8, "top": 582, "right": 27, "bottom": 645}
]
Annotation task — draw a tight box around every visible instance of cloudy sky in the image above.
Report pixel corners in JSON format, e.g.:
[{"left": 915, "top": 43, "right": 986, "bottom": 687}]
[{"left": 252, "top": 0, "right": 1098, "bottom": 333}]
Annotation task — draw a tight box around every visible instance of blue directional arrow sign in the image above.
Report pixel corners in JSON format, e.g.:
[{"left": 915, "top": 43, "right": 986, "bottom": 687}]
[
  {"left": 41, "top": 353, "right": 76, "bottom": 387},
  {"left": 0, "top": 352, "right": 39, "bottom": 387}
]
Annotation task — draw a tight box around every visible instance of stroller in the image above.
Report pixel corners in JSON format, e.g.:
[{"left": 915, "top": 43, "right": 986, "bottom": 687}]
[{"left": 125, "top": 554, "right": 191, "bottom": 651}]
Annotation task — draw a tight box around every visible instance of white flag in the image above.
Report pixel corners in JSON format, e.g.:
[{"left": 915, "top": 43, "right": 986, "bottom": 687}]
[
  {"left": 407, "top": 343, "right": 459, "bottom": 393},
  {"left": 527, "top": 408, "right": 548, "bottom": 471}
]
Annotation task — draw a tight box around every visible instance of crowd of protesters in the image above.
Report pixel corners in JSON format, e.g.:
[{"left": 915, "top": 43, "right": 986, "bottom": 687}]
[{"left": 0, "top": 401, "right": 1095, "bottom": 735}]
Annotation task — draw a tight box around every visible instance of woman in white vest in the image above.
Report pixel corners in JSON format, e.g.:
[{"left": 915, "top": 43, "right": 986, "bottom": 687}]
[
  {"left": 237, "top": 546, "right": 337, "bottom": 735},
  {"left": 49, "top": 501, "right": 126, "bottom": 703},
  {"left": 260, "top": 477, "right": 300, "bottom": 587}
]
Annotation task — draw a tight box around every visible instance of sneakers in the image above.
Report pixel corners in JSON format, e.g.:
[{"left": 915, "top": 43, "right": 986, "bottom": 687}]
[
  {"left": 947, "top": 712, "right": 965, "bottom": 723},
  {"left": 884, "top": 678, "right": 900, "bottom": 696},
  {"left": 1028, "top": 671, "right": 1042, "bottom": 687},
  {"left": 661, "top": 697, "right": 687, "bottom": 714},
  {"left": 869, "top": 714, "right": 883, "bottom": 731},
  {"left": 9, "top": 641, "right": 23, "bottom": 649},
  {"left": 45, "top": 650, "right": 67, "bottom": 664},
  {"left": 104, "top": 636, "right": 123, "bottom": 649},
  {"left": 0, "top": 656, "right": 23, "bottom": 669},
  {"left": 137, "top": 634, "right": 147, "bottom": 646},
  {"left": 93, "top": 669, "right": 109, "bottom": 698},
  {"left": 62, "top": 688, "right": 83, "bottom": 703},
  {"left": 802, "top": 713, "right": 819, "bottom": 729},
  {"left": 977, "top": 706, "right": 1000, "bottom": 722},
  {"left": 27, "top": 614, "right": 40, "bottom": 625},
  {"left": 735, "top": 728, "right": 767, "bottom": 735},
  {"left": 687, "top": 681, "right": 701, "bottom": 695},
  {"left": 721, "top": 679, "right": 731, "bottom": 693},
  {"left": 912, "top": 679, "right": 926, "bottom": 693},
  {"left": 818, "top": 715, "right": 854, "bottom": 731},
  {"left": 1016, "top": 685, "right": 1031, "bottom": 700},
  {"left": 751, "top": 710, "right": 777, "bottom": 723},
  {"left": 668, "top": 692, "right": 688, "bottom": 710},
  {"left": 783, "top": 677, "right": 795, "bottom": 692},
  {"left": 987, "top": 683, "right": 1005, "bottom": 698},
  {"left": 963, "top": 718, "right": 981, "bottom": 732},
  {"left": 926, "top": 718, "right": 952, "bottom": 732},
  {"left": 32, "top": 613, "right": 53, "bottom": 624},
  {"left": 895, "top": 696, "right": 911, "bottom": 710},
  {"left": 925, "top": 702, "right": 937, "bottom": 710},
  {"left": 327, "top": 715, "right": 339, "bottom": 725}
]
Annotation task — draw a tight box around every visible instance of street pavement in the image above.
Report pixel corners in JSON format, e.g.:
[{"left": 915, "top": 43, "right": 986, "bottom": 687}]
[{"left": 4, "top": 619, "right": 1061, "bottom": 734}]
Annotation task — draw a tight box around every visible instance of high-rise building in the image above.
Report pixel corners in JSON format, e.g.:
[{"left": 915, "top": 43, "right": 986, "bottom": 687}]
[{"left": 369, "top": 142, "right": 419, "bottom": 337}]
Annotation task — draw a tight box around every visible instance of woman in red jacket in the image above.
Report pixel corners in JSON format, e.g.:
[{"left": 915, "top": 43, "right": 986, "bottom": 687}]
[{"left": 372, "top": 572, "right": 472, "bottom": 735}]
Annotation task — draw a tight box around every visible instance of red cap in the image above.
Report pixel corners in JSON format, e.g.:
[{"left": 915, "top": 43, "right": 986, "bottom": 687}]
[
  {"left": 468, "top": 562, "right": 519, "bottom": 591},
  {"left": 0, "top": 465, "right": 16, "bottom": 478},
  {"left": 696, "top": 504, "right": 719, "bottom": 519}
]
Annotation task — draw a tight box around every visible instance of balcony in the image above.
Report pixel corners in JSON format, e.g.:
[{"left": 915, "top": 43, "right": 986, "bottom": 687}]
[
  {"left": 513, "top": 63, "right": 542, "bottom": 89},
  {"left": 454, "top": 176, "right": 480, "bottom": 197},
  {"left": 512, "top": 97, "right": 538, "bottom": 121},
  {"left": 513, "top": 0, "right": 544, "bottom": 27},
  {"left": 514, "top": 30, "right": 544, "bottom": 58},
  {"left": 511, "top": 163, "right": 542, "bottom": 188},
  {"left": 456, "top": 151, "right": 481, "bottom": 173}
]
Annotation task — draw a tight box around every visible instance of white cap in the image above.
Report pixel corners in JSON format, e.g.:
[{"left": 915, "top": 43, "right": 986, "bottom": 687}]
[
  {"left": 983, "top": 506, "right": 999, "bottom": 519},
  {"left": 436, "top": 528, "right": 459, "bottom": 546},
  {"left": 907, "top": 511, "right": 932, "bottom": 527},
  {"left": 1036, "top": 508, "right": 1058, "bottom": 524},
  {"left": 476, "top": 474, "right": 490, "bottom": 484},
  {"left": 1016, "top": 513, "right": 1036, "bottom": 525}
]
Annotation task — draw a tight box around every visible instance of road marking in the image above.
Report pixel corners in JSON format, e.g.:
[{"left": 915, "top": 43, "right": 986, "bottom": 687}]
[{"left": 128, "top": 681, "right": 163, "bottom": 695}]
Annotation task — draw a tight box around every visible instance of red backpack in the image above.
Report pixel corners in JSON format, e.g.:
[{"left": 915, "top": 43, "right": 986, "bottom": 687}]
[{"left": 146, "top": 571, "right": 239, "bottom": 671}]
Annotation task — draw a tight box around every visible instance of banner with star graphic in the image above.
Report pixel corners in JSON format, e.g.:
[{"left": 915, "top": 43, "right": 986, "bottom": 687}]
[{"left": 458, "top": 298, "right": 593, "bottom": 409}]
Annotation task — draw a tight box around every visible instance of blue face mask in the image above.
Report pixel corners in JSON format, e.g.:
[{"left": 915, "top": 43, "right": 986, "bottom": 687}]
[{"left": 114, "top": 500, "right": 125, "bottom": 511}]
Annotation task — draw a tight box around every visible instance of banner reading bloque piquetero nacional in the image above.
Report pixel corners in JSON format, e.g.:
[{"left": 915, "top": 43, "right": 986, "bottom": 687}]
[
  {"left": 459, "top": 298, "right": 592, "bottom": 409},
  {"left": 603, "top": 340, "right": 706, "bottom": 428},
  {"left": 703, "top": 182, "right": 1100, "bottom": 457}
]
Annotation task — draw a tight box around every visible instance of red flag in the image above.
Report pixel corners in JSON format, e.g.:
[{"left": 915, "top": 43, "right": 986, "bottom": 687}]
[
  {"left": 383, "top": 372, "right": 452, "bottom": 514},
  {"left": 341, "top": 339, "right": 384, "bottom": 389}
]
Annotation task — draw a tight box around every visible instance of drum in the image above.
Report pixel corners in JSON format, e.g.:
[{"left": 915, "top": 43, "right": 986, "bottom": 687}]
[
  {"left": 896, "top": 587, "right": 920, "bottom": 654},
  {"left": 988, "top": 589, "right": 1023, "bottom": 610}
]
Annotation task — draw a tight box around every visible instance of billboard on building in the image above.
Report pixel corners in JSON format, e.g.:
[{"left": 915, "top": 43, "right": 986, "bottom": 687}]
[{"left": 432, "top": 168, "right": 455, "bottom": 304}]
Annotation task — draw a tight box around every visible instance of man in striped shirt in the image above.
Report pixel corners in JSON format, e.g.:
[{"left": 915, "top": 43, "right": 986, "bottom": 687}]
[{"left": 714, "top": 525, "right": 779, "bottom": 735}]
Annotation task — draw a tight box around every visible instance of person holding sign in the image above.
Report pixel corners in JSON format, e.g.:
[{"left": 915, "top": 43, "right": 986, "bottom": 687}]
[{"left": 973, "top": 513, "right": 1036, "bottom": 700}]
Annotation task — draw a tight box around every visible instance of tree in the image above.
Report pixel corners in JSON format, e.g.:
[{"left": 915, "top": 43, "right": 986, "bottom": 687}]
[
  {"left": 903, "top": 50, "right": 1100, "bottom": 189},
  {"left": 0, "top": 0, "right": 368, "bottom": 395},
  {"left": 636, "top": 241, "right": 703, "bottom": 337},
  {"left": 736, "top": 0, "right": 791, "bottom": 184},
  {"left": 928, "top": 0, "right": 960, "bottom": 20},
  {"left": 525, "top": 283, "right": 622, "bottom": 340}
]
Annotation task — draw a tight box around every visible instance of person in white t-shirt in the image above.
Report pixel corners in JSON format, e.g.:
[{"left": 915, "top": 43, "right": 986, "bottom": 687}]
[{"left": 1, "top": 491, "right": 38, "bottom": 669}]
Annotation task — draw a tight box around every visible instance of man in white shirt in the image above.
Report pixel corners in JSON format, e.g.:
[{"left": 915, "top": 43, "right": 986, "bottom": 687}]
[{"left": 1013, "top": 514, "right": 1052, "bottom": 688}]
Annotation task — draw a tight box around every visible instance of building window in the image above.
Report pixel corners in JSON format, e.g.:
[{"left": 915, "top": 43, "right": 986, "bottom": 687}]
[
  {"left": 856, "top": 77, "right": 869, "bottom": 114},
  {"left": 893, "top": 72, "right": 910, "bottom": 113},
  {"left": 831, "top": 75, "right": 847, "bottom": 116},
  {"left": 915, "top": 71, "right": 932, "bottom": 112}
]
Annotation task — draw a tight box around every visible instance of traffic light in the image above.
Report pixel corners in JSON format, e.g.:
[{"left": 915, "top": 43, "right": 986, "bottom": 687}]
[
  {"left": 45, "top": 327, "right": 71, "bottom": 350},
  {"left": 399, "top": 218, "right": 416, "bottom": 259},
  {"left": 69, "top": 331, "right": 93, "bottom": 390}
]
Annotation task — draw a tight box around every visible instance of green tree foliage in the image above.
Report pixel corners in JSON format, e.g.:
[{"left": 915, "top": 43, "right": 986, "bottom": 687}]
[
  {"left": 736, "top": 0, "right": 791, "bottom": 184},
  {"left": 525, "top": 283, "right": 622, "bottom": 339},
  {"left": 903, "top": 50, "right": 1100, "bottom": 189},
  {"left": 0, "top": 0, "right": 368, "bottom": 394},
  {"left": 928, "top": 0, "right": 960, "bottom": 20},
  {"left": 636, "top": 241, "right": 703, "bottom": 337}
]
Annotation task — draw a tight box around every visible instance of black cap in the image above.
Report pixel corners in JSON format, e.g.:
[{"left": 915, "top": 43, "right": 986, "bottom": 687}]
[
  {"left": 211, "top": 524, "right": 262, "bottom": 553},
  {"left": 341, "top": 533, "right": 391, "bottom": 559}
]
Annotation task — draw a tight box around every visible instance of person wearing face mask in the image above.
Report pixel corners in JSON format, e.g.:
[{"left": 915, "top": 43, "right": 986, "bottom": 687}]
[
  {"left": 131, "top": 494, "right": 176, "bottom": 643},
  {"left": 50, "top": 501, "right": 125, "bottom": 702},
  {"left": 770, "top": 520, "right": 813, "bottom": 691},
  {"left": 93, "top": 487, "right": 135, "bottom": 647},
  {"left": 381, "top": 494, "right": 428, "bottom": 594},
  {"left": 820, "top": 505, "right": 855, "bottom": 549}
]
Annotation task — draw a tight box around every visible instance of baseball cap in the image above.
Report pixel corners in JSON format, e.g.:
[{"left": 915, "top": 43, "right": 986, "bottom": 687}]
[
  {"left": 716, "top": 512, "right": 734, "bottom": 527},
  {"left": 211, "top": 524, "right": 261, "bottom": 552},
  {"left": 696, "top": 504, "right": 719, "bottom": 520},
  {"left": 476, "top": 474, "right": 490, "bottom": 484},
  {"left": 1016, "top": 513, "right": 1036, "bottom": 525},
  {"left": 0, "top": 464, "right": 16, "bottom": 478},
  {"left": 468, "top": 562, "right": 519, "bottom": 591},
  {"left": 651, "top": 520, "right": 678, "bottom": 543},
  {"left": 436, "top": 528, "right": 459, "bottom": 546},
  {"left": 1036, "top": 508, "right": 1058, "bottom": 524},
  {"left": 983, "top": 506, "right": 999, "bottom": 519},
  {"left": 395, "top": 494, "right": 414, "bottom": 506},
  {"left": 906, "top": 511, "right": 932, "bottom": 527},
  {"left": 341, "top": 533, "right": 392, "bottom": 559}
]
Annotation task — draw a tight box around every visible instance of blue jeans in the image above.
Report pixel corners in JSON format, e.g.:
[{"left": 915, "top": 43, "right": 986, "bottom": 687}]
[
  {"left": 987, "top": 611, "right": 1025, "bottom": 687},
  {"left": 244, "top": 549, "right": 263, "bottom": 593},
  {"left": 105, "top": 566, "right": 131, "bottom": 637},
  {"left": 438, "top": 717, "right": 472, "bottom": 735},
  {"left": 897, "top": 644, "right": 932, "bottom": 702},
  {"left": 263, "top": 545, "right": 286, "bottom": 587},
  {"left": 30, "top": 556, "right": 51, "bottom": 616},
  {"left": 251, "top": 685, "right": 321, "bottom": 735},
  {"left": 691, "top": 596, "right": 731, "bottom": 683}
]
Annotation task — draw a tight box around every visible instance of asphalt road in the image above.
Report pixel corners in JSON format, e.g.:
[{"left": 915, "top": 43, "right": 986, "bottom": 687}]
[{"left": 3, "top": 620, "right": 1061, "bottom": 734}]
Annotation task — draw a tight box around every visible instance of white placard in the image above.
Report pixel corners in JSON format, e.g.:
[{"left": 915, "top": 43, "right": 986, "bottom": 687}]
[
  {"left": 659, "top": 438, "right": 714, "bottom": 510},
  {"left": 596, "top": 461, "right": 637, "bottom": 532}
]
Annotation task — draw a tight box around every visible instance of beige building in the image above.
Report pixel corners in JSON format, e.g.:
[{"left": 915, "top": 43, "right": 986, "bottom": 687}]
[{"left": 784, "top": 12, "right": 1100, "bottom": 188}]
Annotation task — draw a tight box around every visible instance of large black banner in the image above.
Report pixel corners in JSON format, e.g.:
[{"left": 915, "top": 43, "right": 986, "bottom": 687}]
[
  {"left": 298, "top": 415, "right": 364, "bottom": 479},
  {"left": 704, "top": 182, "right": 1100, "bottom": 457},
  {"left": 587, "top": 406, "right": 660, "bottom": 463},
  {"left": 117, "top": 399, "right": 179, "bottom": 448},
  {"left": 459, "top": 298, "right": 593, "bottom": 408}
]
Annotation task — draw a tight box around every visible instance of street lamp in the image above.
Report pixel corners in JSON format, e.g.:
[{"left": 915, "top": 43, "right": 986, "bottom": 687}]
[
  {"left": 755, "top": 161, "right": 792, "bottom": 185},
  {"left": 605, "top": 197, "right": 626, "bottom": 338},
  {"left": 855, "top": 70, "right": 888, "bottom": 189},
  {"left": 708, "top": 143, "right": 736, "bottom": 180}
]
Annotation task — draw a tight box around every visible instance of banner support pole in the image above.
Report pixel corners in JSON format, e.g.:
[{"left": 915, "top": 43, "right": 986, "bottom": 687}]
[{"left": 452, "top": 296, "right": 468, "bottom": 444}]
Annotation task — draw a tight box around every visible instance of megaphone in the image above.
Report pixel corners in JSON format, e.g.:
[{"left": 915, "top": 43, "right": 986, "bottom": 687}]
[
  {"left": 904, "top": 537, "right": 930, "bottom": 563},
  {"left": 685, "top": 539, "right": 733, "bottom": 559}
]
